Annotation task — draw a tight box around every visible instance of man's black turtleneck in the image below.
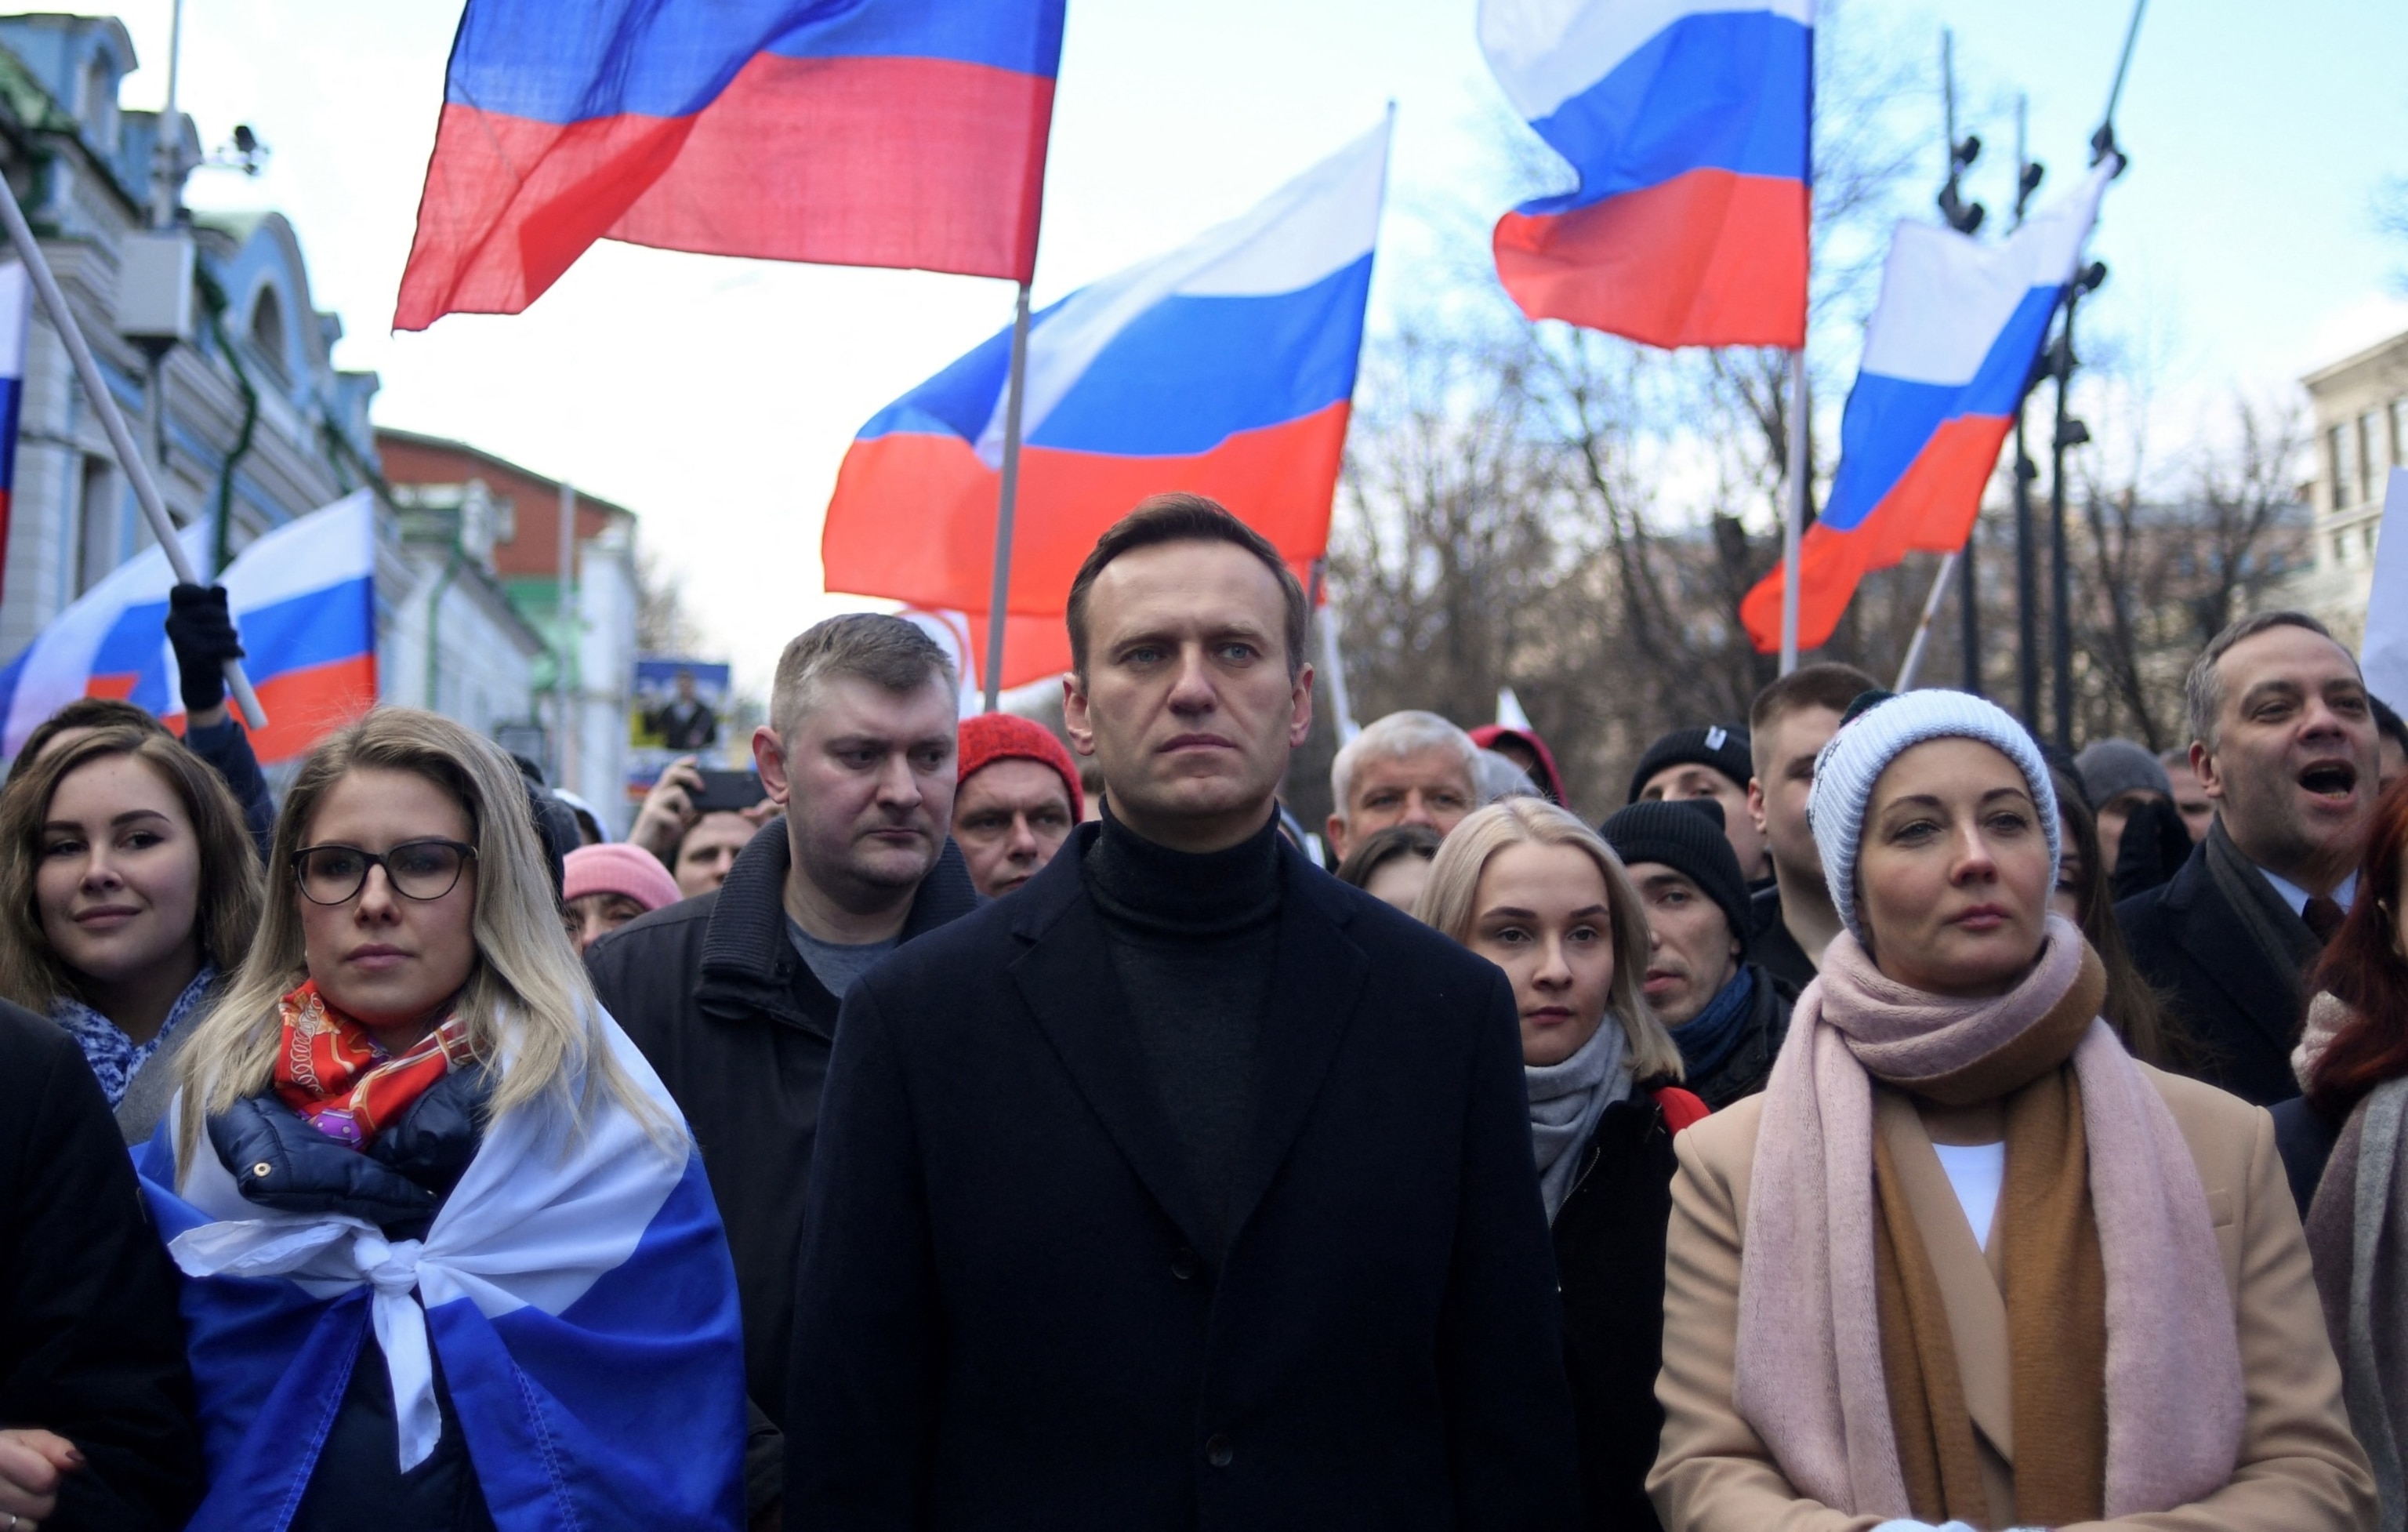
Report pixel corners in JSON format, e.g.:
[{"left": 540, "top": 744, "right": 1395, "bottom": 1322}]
[{"left": 1082, "top": 804, "right": 1283, "bottom": 1258}]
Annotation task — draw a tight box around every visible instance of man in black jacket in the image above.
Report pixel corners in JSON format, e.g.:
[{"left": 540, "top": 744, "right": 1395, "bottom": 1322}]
[
  {"left": 1601, "top": 798, "right": 1793, "bottom": 1109},
  {"left": 586, "top": 614, "right": 977, "bottom": 1522},
  {"left": 785, "top": 495, "right": 1580, "bottom": 1529},
  {"left": 2119, "top": 611, "right": 2380, "bottom": 1105},
  {"left": 0, "top": 999, "right": 201, "bottom": 1530}
]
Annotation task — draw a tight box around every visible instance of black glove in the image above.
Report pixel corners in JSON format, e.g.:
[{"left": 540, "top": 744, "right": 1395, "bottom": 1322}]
[{"left": 165, "top": 583, "right": 245, "bottom": 715}]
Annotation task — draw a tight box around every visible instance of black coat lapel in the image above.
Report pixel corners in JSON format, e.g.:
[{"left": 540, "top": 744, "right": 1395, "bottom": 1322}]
[
  {"left": 1007, "top": 840, "right": 1215, "bottom": 1250},
  {"left": 2179, "top": 849, "right": 2309, "bottom": 1052},
  {"left": 1222, "top": 847, "right": 1370, "bottom": 1247}
]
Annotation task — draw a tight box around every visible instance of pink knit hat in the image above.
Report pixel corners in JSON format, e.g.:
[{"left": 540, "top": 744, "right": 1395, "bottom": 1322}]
[{"left": 564, "top": 842, "right": 683, "bottom": 912}]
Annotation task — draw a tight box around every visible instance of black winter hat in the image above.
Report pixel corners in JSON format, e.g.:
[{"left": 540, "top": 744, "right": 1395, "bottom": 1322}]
[
  {"left": 1627, "top": 723, "right": 1754, "bottom": 805},
  {"left": 1600, "top": 798, "right": 1751, "bottom": 957}
]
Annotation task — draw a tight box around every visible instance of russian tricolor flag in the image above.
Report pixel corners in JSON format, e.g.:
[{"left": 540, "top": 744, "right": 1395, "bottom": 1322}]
[
  {"left": 137, "top": 1018, "right": 747, "bottom": 1529},
  {"left": 0, "top": 491, "right": 379, "bottom": 764},
  {"left": 1481, "top": 0, "right": 1812, "bottom": 349},
  {"left": 1740, "top": 162, "right": 2115, "bottom": 652},
  {"left": 395, "top": 0, "right": 1066, "bottom": 332},
  {"left": 821, "top": 118, "right": 1390, "bottom": 688}
]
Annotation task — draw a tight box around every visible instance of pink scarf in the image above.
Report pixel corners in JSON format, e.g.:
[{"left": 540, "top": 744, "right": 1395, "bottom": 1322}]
[{"left": 1731, "top": 914, "right": 2244, "bottom": 1519}]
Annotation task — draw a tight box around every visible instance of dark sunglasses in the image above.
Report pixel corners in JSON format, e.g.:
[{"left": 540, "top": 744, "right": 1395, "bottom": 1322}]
[{"left": 291, "top": 839, "right": 477, "bottom": 906}]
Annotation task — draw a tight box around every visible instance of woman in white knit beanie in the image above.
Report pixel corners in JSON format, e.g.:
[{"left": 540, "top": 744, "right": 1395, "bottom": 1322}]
[{"left": 1650, "top": 688, "right": 2371, "bottom": 1532}]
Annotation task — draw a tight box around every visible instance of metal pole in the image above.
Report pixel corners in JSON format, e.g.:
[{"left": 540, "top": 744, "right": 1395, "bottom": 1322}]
[
  {"left": 981, "top": 281, "right": 1033, "bottom": 713},
  {"left": 1779, "top": 347, "right": 1805, "bottom": 674},
  {"left": 2099, "top": 0, "right": 2149, "bottom": 148},
  {"left": 1895, "top": 549, "right": 1957, "bottom": 692},
  {"left": 1310, "top": 561, "right": 1360, "bottom": 742},
  {"left": 2012, "top": 96, "right": 2042, "bottom": 730},
  {"left": 0, "top": 173, "right": 264, "bottom": 726},
  {"left": 2050, "top": 296, "right": 2079, "bottom": 751},
  {"left": 1942, "top": 30, "right": 1979, "bottom": 695},
  {"left": 556, "top": 478, "right": 576, "bottom": 782},
  {"left": 150, "top": 0, "right": 183, "bottom": 230}
]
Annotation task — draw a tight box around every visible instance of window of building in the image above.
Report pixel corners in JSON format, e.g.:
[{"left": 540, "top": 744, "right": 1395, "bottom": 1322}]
[
  {"left": 81, "top": 55, "right": 117, "bottom": 146},
  {"left": 2334, "top": 532, "right": 2349, "bottom": 566},
  {"left": 2364, "top": 412, "right": 2388, "bottom": 501},
  {"left": 248, "top": 287, "right": 290, "bottom": 387},
  {"left": 2332, "top": 423, "right": 2355, "bottom": 509},
  {"left": 74, "top": 456, "right": 118, "bottom": 594}
]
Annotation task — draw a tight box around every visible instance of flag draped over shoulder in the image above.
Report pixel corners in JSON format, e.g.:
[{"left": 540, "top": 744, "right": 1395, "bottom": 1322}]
[
  {"left": 0, "top": 491, "right": 378, "bottom": 764},
  {"left": 394, "top": 0, "right": 1067, "bottom": 330},
  {"left": 821, "top": 119, "right": 1389, "bottom": 689},
  {"left": 135, "top": 1017, "right": 746, "bottom": 1532},
  {"left": 1741, "top": 161, "right": 2116, "bottom": 653},
  {"left": 1479, "top": 0, "right": 1813, "bottom": 349}
]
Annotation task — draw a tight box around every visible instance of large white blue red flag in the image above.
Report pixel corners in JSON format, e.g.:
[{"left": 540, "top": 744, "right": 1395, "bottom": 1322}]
[
  {"left": 1742, "top": 161, "right": 2116, "bottom": 652},
  {"left": 821, "top": 119, "right": 1389, "bottom": 688},
  {"left": 395, "top": 0, "right": 1066, "bottom": 331},
  {"left": 1480, "top": 0, "right": 1812, "bottom": 349},
  {"left": 134, "top": 1018, "right": 747, "bottom": 1530},
  {"left": 0, "top": 490, "right": 378, "bottom": 764},
  {"left": 0, "top": 264, "right": 28, "bottom": 591}
]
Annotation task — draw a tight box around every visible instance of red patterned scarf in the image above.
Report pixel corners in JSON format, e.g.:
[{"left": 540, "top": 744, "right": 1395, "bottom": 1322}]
[{"left": 272, "top": 980, "right": 478, "bottom": 1149}]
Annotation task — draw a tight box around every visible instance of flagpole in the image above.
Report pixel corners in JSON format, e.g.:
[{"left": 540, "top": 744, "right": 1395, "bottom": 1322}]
[
  {"left": 0, "top": 177, "right": 267, "bottom": 728},
  {"left": 1307, "top": 559, "right": 1360, "bottom": 742},
  {"left": 1893, "top": 548, "right": 1957, "bottom": 691},
  {"left": 1779, "top": 345, "right": 1805, "bottom": 675},
  {"left": 981, "top": 281, "right": 1033, "bottom": 713}
]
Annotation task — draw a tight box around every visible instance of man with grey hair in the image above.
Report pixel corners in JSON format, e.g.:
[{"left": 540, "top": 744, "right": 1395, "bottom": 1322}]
[
  {"left": 2119, "top": 610, "right": 2381, "bottom": 1104},
  {"left": 586, "top": 612, "right": 978, "bottom": 1524},
  {"left": 1325, "top": 709, "right": 1481, "bottom": 861}
]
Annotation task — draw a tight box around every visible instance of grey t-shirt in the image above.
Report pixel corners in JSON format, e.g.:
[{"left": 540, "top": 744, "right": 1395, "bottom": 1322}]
[{"left": 786, "top": 918, "right": 899, "bottom": 1001}]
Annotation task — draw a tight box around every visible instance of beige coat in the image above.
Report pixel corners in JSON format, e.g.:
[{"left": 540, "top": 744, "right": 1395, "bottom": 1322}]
[{"left": 1648, "top": 1061, "right": 2375, "bottom": 1532}]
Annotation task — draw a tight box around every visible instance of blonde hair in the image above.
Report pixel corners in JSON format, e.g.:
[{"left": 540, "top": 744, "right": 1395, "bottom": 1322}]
[
  {"left": 174, "top": 707, "right": 676, "bottom": 1174},
  {"left": 1413, "top": 798, "right": 1684, "bottom": 1083}
]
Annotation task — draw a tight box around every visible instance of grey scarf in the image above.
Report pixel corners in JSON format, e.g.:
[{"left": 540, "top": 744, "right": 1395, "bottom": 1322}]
[
  {"left": 1525, "top": 1018, "right": 1630, "bottom": 1223},
  {"left": 2201, "top": 817, "right": 2323, "bottom": 994},
  {"left": 2307, "top": 1071, "right": 2408, "bottom": 1532}
]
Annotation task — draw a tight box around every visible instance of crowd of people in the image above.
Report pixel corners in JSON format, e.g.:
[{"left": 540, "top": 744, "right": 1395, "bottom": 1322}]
[{"left": 3, "top": 490, "right": 2407, "bottom": 1531}]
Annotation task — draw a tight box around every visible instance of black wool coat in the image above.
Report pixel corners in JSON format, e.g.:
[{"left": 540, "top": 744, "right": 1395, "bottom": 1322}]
[
  {"left": 1553, "top": 1095, "right": 1681, "bottom": 1532},
  {"left": 2116, "top": 841, "right": 2312, "bottom": 1105},
  {"left": 0, "top": 1000, "right": 201, "bottom": 1531},
  {"left": 783, "top": 822, "right": 1583, "bottom": 1530},
  {"left": 585, "top": 822, "right": 978, "bottom": 1443}
]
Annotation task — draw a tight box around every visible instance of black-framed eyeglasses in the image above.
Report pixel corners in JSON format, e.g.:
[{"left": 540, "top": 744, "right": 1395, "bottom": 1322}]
[{"left": 291, "top": 839, "right": 477, "bottom": 906}]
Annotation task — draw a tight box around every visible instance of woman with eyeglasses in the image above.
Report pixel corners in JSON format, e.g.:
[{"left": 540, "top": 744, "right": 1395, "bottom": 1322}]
[
  {"left": 137, "top": 708, "right": 745, "bottom": 1530},
  {"left": 0, "top": 723, "right": 261, "bottom": 1144}
]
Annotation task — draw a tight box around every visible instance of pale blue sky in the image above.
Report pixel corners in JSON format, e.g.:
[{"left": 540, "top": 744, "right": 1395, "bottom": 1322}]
[{"left": 102, "top": 0, "right": 2408, "bottom": 683}]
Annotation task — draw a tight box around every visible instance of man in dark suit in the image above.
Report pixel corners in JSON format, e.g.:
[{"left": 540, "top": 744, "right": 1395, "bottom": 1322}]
[
  {"left": 2119, "top": 611, "right": 2381, "bottom": 1104},
  {"left": 784, "top": 494, "right": 1580, "bottom": 1529}
]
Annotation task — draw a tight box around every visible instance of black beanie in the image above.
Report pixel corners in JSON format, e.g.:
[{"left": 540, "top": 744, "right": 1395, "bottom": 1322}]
[
  {"left": 1627, "top": 723, "right": 1754, "bottom": 805},
  {"left": 1600, "top": 798, "right": 1751, "bottom": 957}
]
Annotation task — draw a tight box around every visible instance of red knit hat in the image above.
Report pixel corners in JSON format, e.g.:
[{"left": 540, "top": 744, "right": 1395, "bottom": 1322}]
[{"left": 956, "top": 713, "right": 1083, "bottom": 819}]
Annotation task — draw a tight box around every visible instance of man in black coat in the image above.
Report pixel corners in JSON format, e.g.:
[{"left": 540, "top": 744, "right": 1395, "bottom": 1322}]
[
  {"left": 784, "top": 495, "right": 1580, "bottom": 1530},
  {"left": 586, "top": 614, "right": 979, "bottom": 1522},
  {"left": 0, "top": 999, "right": 201, "bottom": 1530},
  {"left": 2119, "top": 612, "right": 2381, "bottom": 1105},
  {"left": 1601, "top": 799, "right": 1793, "bottom": 1110}
]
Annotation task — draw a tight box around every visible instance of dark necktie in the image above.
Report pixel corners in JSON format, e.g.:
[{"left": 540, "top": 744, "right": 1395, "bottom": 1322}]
[{"left": 2303, "top": 895, "right": 2347, "bottom": 944}]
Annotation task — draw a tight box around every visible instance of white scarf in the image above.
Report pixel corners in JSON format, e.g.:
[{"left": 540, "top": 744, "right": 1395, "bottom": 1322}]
[{"left": 1526, "top": 1017, "right": 1631, "bottom": 1222}]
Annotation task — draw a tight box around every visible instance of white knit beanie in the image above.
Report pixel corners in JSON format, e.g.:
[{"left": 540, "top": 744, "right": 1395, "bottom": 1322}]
[{"left": 1806, "top": 689, "right": 2060, "bottom": 943}]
